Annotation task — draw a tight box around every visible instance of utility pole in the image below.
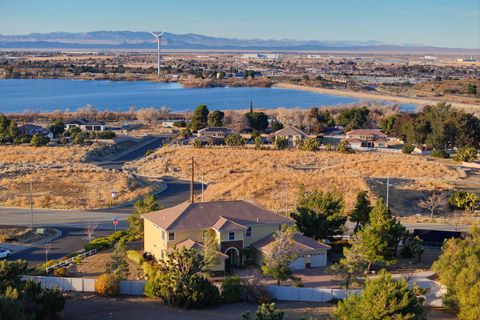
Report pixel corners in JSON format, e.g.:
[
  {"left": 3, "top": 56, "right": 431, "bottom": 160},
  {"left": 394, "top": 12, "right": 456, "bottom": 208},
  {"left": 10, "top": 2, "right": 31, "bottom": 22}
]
[
  {"left": 30, "top": 181, "right": 34, "bottom": 229},
  {"left": 386, "top": 177, "right": 390, "bottom": 208},
  {"left": 191, "top": 156, "right": 195, "bottom": 203},
  {"left": 285, "top": 185, "right": 289, "bottom": 213},
  {"left": 201, "top": 172, "right": 205, "bottom": 203}
]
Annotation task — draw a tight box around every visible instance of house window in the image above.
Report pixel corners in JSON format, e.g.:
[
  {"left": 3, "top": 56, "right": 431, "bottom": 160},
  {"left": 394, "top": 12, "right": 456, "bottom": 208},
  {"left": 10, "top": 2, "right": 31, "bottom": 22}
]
[
  {"left": 228, "top": 232, "right": 235, "bottom": 241},
  {"left": 168, "top": 232, "right": 175, "bottom": 241},
  {"left": 245, "top": 227, "right": 252, "bottom": 238},
  {"left": 161, "top": 230, "right": 165, "bottom": 240}
]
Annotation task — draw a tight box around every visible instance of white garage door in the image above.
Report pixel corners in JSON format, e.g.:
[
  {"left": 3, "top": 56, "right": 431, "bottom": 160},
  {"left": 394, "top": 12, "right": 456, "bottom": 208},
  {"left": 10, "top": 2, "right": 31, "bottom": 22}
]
[
  {"left": 311, "top": 253, "right": 326, "bottom": 267},
  {"left": 289, "top": 257, "right": 305, "bottom": 270}
]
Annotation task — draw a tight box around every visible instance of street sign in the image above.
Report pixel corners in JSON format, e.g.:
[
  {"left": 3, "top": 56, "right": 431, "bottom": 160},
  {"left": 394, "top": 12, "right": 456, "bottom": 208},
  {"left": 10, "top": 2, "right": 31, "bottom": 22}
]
[{"left": 113, "top": 216, "right": 119, "bottom": 231}]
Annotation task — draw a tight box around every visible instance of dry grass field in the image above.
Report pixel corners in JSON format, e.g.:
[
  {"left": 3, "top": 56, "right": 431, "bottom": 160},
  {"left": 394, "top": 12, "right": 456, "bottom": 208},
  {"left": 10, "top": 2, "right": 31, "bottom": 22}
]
[
  {"left": 0, "top": 146, "right": 159, "bottom": 209},
  {"left": 0, "top": 145, "right": 89, "bottom": 164},
  {"left": 133, "top": 146, "right": 462, "bottom": 215},
  {"left": 0, "top": 164, "right": 157, "bottom": 209}
]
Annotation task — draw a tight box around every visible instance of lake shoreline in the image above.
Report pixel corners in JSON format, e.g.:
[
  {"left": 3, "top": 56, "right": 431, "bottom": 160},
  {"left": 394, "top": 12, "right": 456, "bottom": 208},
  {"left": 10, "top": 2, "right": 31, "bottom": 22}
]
[{"left": 273, "top": 83, "right": 480, "bottom": 112}]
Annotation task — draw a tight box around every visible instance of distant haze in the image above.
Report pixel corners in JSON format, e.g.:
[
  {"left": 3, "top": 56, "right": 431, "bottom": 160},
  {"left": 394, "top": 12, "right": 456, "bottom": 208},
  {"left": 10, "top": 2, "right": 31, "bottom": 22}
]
[{"left": 0, "top": 31, "right": 477, "bottom": 53}]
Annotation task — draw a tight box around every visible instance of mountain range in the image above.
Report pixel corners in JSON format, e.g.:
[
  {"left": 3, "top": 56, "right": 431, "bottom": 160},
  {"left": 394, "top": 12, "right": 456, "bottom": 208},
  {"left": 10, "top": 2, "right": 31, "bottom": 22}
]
[{"left": 0, "top": 31, "right": 476, "bottom": 52}]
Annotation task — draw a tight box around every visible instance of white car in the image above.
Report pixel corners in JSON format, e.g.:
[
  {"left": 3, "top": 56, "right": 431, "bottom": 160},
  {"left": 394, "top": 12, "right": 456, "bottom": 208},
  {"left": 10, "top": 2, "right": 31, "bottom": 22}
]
[{"left": 0, "top": 248, "right": 11, "bottom": 259}]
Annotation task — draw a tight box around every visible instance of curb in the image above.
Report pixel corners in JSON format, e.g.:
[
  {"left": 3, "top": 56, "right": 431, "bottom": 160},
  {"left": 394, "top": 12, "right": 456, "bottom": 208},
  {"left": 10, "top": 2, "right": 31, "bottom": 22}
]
[{"left": 8, "top": 228, "right": 63, "bottom": 255}]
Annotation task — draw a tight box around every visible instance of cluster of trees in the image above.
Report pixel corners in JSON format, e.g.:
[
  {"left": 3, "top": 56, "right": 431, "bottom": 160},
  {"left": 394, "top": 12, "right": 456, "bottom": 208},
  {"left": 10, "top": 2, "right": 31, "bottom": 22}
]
[
  {"left": 0, "top": 114, "right": 20, "bottom": 143},
  {"left": 336, "top": 106, "right": 370, "bottom": 130},
  {"left": 0, "top": 260, "right": 66, "bottom": 319},
  {"left": 382, "top": 103, "right": 480, "bottom": 153},
  {"left": 433, "top": 225, "right": 480, "bottom": 320},
  {"left": 190, "top": 105, "right": 225, "bottom": 131},
  {"left": 307, "top": 108, "right": 335, "bottom": 134},
  {"left": 328, "top": 193, "right": 406, "bottom": 288}
]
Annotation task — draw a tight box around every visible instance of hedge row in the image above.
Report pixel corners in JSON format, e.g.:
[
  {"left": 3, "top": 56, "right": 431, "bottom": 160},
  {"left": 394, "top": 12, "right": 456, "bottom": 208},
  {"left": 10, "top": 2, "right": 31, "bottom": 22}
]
[{"left": 84, "top": 230, "right": 127, "bottom": 251}]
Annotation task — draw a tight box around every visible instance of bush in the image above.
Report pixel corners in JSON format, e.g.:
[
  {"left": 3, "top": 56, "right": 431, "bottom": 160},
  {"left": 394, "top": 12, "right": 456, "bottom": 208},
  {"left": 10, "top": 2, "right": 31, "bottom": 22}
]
[
  {"left": 400, "top": 244, "right": 413, "bottom": 258},
  {"left": 455, "top": 147, "right": 478, "bottom": 163},
  {"left": 127, "top": 250, "right": 144, "bottom": 265},
  {"left": 144, "top": 149, "right": 154, "bottom": 157},
  {"left": 185, "top": 274, "right": 220, "bottom": 309},
  {"left": 36, "top": 260, "right": 59, "bottom": 273},
  {"left": 448, "top": 191, "right": 479, "bottom": 213},
  {"left": 402, "top": 143, "right": 415, "bottom": 154},
  {"left": 221, "top": 276, "right": 242, "bottom": 303},
  {"left": 84, "top": 231, "right": 127, "bottom": 251},
  {"left": 53, "top": 267, "right": 67, "bottom": 277},
  {"left": 95, "top": 273, "right": 120, "bottom": 297},
  {"left": 142, "top": 262, "right": 160, "bottom": 279},
  {"left": 242, "top": 303, "right": 285, "bottom": 320},
  {"left": 432, "top": 149, "right": 450, "bottom": 158}
]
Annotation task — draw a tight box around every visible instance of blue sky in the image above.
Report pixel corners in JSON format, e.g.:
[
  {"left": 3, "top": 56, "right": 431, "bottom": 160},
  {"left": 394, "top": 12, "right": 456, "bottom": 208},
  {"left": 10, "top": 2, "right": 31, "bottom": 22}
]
[{"left": 0, "top": 0, "right": 479, "bottom": 48}]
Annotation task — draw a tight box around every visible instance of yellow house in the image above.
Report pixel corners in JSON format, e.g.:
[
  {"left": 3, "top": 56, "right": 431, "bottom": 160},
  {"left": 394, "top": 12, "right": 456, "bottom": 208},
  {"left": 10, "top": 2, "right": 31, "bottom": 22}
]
[{"left": 142, "top": 200, "right": 330, "bottom": 271}]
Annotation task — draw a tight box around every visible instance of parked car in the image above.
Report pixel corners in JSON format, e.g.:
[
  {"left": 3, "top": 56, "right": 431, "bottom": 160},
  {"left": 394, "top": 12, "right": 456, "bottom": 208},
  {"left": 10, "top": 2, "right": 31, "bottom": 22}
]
[{"left": 0, "top": 248, "right": 11, "bottom": 259}]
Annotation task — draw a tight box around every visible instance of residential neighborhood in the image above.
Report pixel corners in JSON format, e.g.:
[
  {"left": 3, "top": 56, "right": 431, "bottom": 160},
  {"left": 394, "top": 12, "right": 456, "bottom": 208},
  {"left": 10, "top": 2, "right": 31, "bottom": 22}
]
[{"left": 0, "top": 1, "right": 479, "bottom": 320}]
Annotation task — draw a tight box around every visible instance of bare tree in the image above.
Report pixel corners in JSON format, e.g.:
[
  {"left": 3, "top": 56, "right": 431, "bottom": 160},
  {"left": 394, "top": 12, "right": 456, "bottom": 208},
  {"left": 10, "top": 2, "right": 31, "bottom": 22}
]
[
  {"left": 44, "top": 241, "right": 51, "bottom": 263},
  {"left": 158, "top": 106, "right": 171, "bottom": 118},
  {"left": 84, "top": 222, "right": 98, "bottom": 242},
  {"left": 418, "top": 192, "right": 448, "bottom": 219},
  {"left": 137, "top": 107, "right": 161, "bottom": 124}
]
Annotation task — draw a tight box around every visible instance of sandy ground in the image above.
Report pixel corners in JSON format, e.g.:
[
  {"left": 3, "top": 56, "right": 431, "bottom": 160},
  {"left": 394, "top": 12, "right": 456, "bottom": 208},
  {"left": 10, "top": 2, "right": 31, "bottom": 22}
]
[
  {"left": 63, "top": 294, "right": 457, "bottom": 320},
  {"left": 274, "top": 83, "right": 480, "bottom": 112}
]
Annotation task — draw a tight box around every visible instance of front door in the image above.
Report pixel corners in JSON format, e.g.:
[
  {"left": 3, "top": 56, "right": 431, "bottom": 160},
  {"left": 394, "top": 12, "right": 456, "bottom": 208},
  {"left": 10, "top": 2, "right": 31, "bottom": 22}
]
[{"left": 225, "top": 248, "right": 239, "bottom": 268}]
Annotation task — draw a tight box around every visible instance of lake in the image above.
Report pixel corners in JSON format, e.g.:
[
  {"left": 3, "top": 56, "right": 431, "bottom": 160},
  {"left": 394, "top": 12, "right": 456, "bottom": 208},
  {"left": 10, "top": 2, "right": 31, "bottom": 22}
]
[{"left": 0, "top": 79, "right": 415, "bottom": 113}]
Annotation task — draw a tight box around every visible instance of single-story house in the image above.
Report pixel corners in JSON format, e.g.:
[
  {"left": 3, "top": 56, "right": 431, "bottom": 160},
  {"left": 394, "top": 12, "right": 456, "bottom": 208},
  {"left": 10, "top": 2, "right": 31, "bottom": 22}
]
[
  {"left": 192, "top": 127, "right": 234, "bottom": 145},
  {"left": 345, "top": 129, "right": 388, "bottom": 149},
  {"left": 66, "top": 118, "right": 106, "bottom": 131},
  {"left": 273, "top": 126, "right": 308, "bottom": 147},
  {"left": 142, "top": 200, "right": 330, "bottom": 272},
  {"left": 18, "top": 124, "right": 54, "bottom": 140}
]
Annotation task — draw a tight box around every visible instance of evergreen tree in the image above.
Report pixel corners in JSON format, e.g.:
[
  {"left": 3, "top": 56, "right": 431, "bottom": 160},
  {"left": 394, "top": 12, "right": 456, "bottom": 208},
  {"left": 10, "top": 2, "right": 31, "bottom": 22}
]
[
  {"left": 106, "top": 239, "right": 130, "bottom": 280},
  {"left": 333, "top": 270, "right": 427, "bottom": 320},
  {"left": 191, "top": 105, "right": 209, "bottom": 131},
  {"left": 292, "top": 190, "right": 346, "bottom": 240},
  {"left": 207, "top": 110, "right": 225, "bottom": 127},
  {"left": 261, "top": 225, "right": 297, "bottom": 285},
  {"left": 349, "top": 191, "right": 372, "bottom": 232},
  {"left": 432, "top": 225, "right": 480, "bottom": 320},
  {"left": 128, "top": 194, "right": 159, "bottom": 238}
]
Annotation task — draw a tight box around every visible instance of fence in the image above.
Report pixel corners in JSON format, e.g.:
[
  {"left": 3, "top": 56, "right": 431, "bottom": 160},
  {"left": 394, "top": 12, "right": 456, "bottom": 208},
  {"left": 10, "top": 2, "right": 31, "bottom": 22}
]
[
  {"left": 22, "top": 276, "right": 446, "bottom": 306},
  {"left": 266, "top": 286, "right": 359, "bottom": 302},
  {"left": 22, "top": 276, "right": 146, "bottom": 296},
  {"left": 45, "top": 248, "right": 98, "bottom": 273}
]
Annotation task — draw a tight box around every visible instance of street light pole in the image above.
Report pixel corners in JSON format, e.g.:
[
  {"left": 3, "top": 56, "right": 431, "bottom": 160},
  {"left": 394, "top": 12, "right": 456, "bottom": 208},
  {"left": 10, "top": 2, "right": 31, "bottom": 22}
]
[{"left": 30, "top": 181, "right": 34, "bottom": 229}]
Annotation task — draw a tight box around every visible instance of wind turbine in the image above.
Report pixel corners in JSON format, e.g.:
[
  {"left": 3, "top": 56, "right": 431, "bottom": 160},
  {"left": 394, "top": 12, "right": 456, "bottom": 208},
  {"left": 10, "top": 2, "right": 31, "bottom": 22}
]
[{"left": 151, "top": 31, "right": 165, "bottom": 77}]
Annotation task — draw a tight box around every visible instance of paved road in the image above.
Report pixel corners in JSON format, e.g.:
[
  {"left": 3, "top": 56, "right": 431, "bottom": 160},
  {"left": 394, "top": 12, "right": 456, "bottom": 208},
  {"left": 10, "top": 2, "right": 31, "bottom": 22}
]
[
  {"left": 111, "top": 135, "right": 170, "bottom": 162},
  {"left": 1, "top": 179, "right": 202, "bottom": 265},
  {"left": 0, "top": 179, "right": 201, "bottom": 229},
  {"left": 8, "top": 227, "right": 112, "bottom": 266}
]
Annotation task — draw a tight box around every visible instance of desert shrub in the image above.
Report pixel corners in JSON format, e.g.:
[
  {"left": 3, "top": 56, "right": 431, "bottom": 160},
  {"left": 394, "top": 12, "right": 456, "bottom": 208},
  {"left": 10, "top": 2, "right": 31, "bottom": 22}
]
[
  {"left": 400, "top": 244, "right": 413, "bottom": 258},
  {"left": 90, "top": 131, "right": 116, "bottom": 139},
  {"left": 432, "top": 149, "right": 450, "bottom": 158},
  {"left": 448, "top": 191, "right": 479, "bottom": 213},
  {"left": 221, "top": 276, "right": 242, "bottom": 303},
  {"left": 53, "top": 267, "right": 67, "bottom": 277},
  {"left": 402, "top": 143, "right": 415, "bottom": 154},
  {"left": 274, "top": 137, "right": 288, "bottom": 150},
  {"left": 455, "top": 147, "right": 478, "bottom": 163},
  {"left": 301, "top": 137, "right": 320, "bottom": 151},
  {"left": 84, "top": 230, "right": 127, "bottom": 251},
  {"left": 242, "top": 303, "right": 284, "bottom": 320},
  {"left": 144, "top": 149, "right": 154, "bottom": 157},
  {"left": 36, "top": 260, "right": 59, "bottom": 274},
  {"left": 142, "top": 262, "right": 160, "bottom": 279},
  {"left": 0, "top": 296, "right": 30, "bottom": 320},
  {"left": 337, "top": 140, "right": 352, "bottom": 153},
  {"left": 144, "top": 277, "right": 165, "bottom": 298},
  {"left": 127, "top": 250, "right": 144, "bottom": 265},
  {"left": 185, "top": 274, "right": 220, "bottom": 308},
  {"left": 95, "top": 273, "right": 120, "bottom": 297},
  {"left": 225, "top": 133, "right": 246, "bottom": 147},
  {"left": 22, "top": 280, "right": 66, "bottom": 319}
]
